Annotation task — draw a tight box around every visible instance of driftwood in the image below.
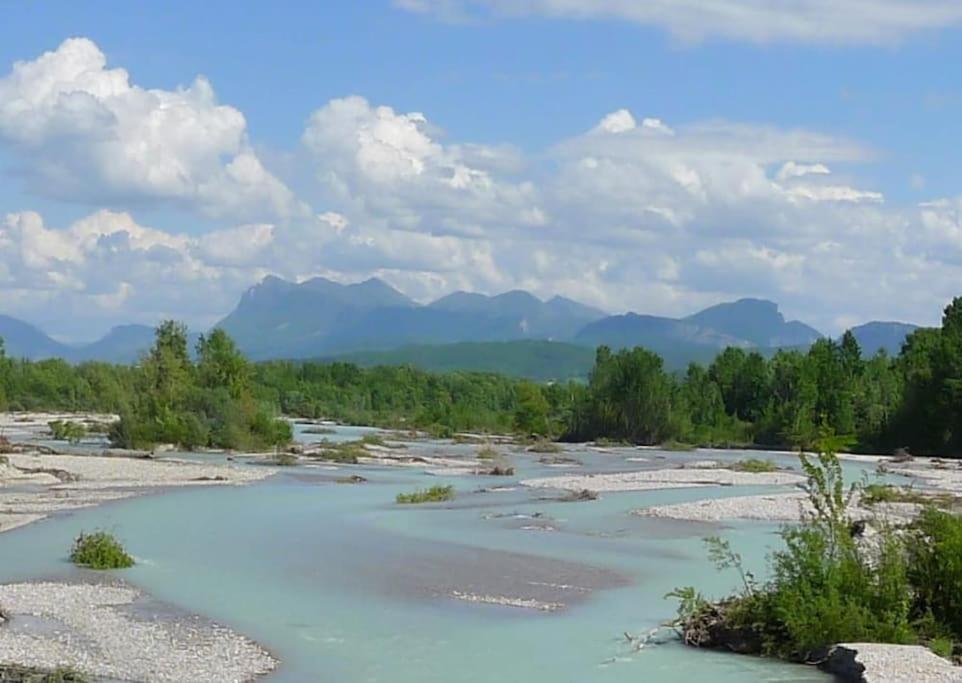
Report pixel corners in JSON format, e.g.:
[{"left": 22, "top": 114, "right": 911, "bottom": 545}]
[{"left": 679, "top": 599, "right": 764, "bottom": 655}]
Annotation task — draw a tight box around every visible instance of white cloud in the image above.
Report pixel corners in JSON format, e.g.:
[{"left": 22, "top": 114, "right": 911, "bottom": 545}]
[
  {"left": 0, "top": 38, "right": 303, "bottom": 221},
  {"left": 395, "top": 0, "right": 962, "bottom": 44},
  {"left": 2, "top": 56, "right": 962, "bottom": 339},
  {"left": 302, "top": 96, "right": 545, "bottom": 238},
  {"left": 0, "top": 210, "right": 274, "bottom": 334}
]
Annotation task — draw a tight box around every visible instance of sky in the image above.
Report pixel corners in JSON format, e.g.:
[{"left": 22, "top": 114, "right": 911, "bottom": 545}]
[{"left": 2, "top": 1, "right": 962, "bottom": 341}]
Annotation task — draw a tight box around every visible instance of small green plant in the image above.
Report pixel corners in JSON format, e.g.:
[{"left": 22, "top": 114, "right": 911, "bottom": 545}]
[
  {"left": 396, "top": 485, "right": 455, "bottom": 504},
  {"left": 477, "top": 444, "right": 499, "bottom": 460},
  {"left": 0, "top": 665, "right": 89, "bottom": 682},
  {"left": 704, "top": 536, "right": 756, "bottom": 595},
  {"left": 69, "top": 531, "right": 134, "bottom": 570},
  {"left": 730, "top": 458, "right": 778, "bottom": 473},
  {"left": 665, "top": 586, "right": 707, "bottom": 626},
  {"left": 271, "top": 452, "right": 299, "bottom": 466},
  {"left": 861, "top": 484, "right": 937, "bottom": 507},
  {"left": 49, "top": 420, "right": 86, "bottom": 444},
  {"left": 526, "top": 439, "right": 562, "bottom": 453},
  {"left": 309, "top": 440, "right": 368, "bottom": 464},
  {"left": 929, "top": 636, "right": 954, "bottom": 660},
  {"left": 661, "top": 440, "right": 696, "bottom": 452}
]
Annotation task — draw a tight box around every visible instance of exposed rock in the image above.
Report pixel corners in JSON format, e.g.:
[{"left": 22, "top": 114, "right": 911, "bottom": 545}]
[
  {"left": 559, "top": 489, "right": 598, "bottom": 502},
  {"left": 820, "top": 643, "right": 962, "bottom": 683},
  {"left": 485, "top": 465, "right": 515, "bottom": 476},
  {"left": 336, "top": 475, "right": 367, "bottom": 484},
  {"left": 891, "top": 447, "right": 913, "bottom": 463},
  {"left": 850, "top": 519, "right": 868, "bottom": 538}
]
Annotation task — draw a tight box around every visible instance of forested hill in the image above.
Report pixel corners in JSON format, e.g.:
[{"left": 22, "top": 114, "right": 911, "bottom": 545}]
[{"left": 328, "top": 340, "right": 596, "bottom": 381}]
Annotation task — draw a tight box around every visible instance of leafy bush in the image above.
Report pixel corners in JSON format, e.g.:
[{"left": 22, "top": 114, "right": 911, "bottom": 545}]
[
  {"left": 477, "top": 444, "right": 499, "bottom": 460},
  {"left": 48, "top": 420, "right": 86, "bottom": 444},
  {"left": 396, "top": 485, "right": 454, "bottom": 504},
  {"left": 861, "top": 483, "right": 932, "bottom": 506},
  {"left": 907, "top": 508, "right": 962, "bottom": 638},
  {"left": 673, "top": 434, "right": 919, "bottom": 661},
  {"left": 526, "top": 439, "right": 562, "bottom": 453},
  {"left": 661, "top": 440, "right": 696, "bottom": 451},
  {"left": 309, "top": 440, "right": 367, "bottom": 463},
  {"left": 730, "top": 458, "right": 778, "bottom": 473},
  {"left": 271, "top": 452, "right": 299, "bottom": 466},
  {"left": 69, "top": 531, "right": 134, "bottom": 570},
  {"left": 929, "top": 636, "right": 954, "bottom": 660}
]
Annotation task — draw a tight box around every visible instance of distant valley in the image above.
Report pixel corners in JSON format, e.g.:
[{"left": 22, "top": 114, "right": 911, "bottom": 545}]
[{"left": 0, "top": 276, "right": 922, "bottom": 379}]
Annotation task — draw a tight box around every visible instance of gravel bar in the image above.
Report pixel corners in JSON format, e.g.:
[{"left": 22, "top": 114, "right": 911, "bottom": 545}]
[
  {"left": 0, "top": 582, "right": 276, "bottom": 682},
  {"left": 520, "top": 467, "right": 806, "bottom": 493}
]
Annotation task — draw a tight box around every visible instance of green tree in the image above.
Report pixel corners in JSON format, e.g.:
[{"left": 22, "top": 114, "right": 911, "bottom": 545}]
[
  {"left": 197, "top": 328, "right": 251, "bottom": 399},
  {"left": 514, "top": 381, "right": 551, "bottom": 436}
]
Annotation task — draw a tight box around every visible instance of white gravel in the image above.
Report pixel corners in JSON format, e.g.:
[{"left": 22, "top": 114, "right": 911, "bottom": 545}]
[
  {"left": 636, "top": 491, "right": 923, "bottom": 524},
  {"left": 0, "top": 452, "right": 275, "bottom": 535},
  {"left": 521, "top": 467, "right": 806, "bottom": 493},
  {"left": 0, "top": 581, "right": 276, "bottom": 682},
  {"left": 639, "top": 491, "right": 811, "bottom": 522},
  {"left": 885, "top": 462, "right": 962, "bottom": 493},
  {"left": 829, "top": 643, "right": 962, "bottom": 683}
]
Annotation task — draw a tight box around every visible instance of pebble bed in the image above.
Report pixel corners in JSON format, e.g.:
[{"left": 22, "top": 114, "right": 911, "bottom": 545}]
[
  {"left": 0, "top": 582, "right": 276, "bottom": 682},
  {"left": 520, "top": 467, "right": 806, "bottom": 493}
]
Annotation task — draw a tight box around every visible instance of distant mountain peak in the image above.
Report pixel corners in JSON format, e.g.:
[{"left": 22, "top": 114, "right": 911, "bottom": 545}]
[
  {"left": 685, "top": 298, "right": 821, "bottom": 348},
  {"left": 849, "top": 321, "right": 920, "bottom": 356}
]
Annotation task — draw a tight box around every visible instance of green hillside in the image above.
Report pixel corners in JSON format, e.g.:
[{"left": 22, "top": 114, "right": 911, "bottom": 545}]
[{"left": 328, "top": 340, "right": 596, "bottom": 381}]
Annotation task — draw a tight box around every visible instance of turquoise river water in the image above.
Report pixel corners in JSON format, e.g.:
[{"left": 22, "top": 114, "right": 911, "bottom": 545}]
[{"left": 0, "top": 427, "right": 893, "bottom": 682}]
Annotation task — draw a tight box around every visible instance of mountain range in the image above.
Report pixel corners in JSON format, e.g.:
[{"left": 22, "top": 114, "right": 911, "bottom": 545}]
[{"left": 0, "top": 276, "right": 922, "bottom": 377}]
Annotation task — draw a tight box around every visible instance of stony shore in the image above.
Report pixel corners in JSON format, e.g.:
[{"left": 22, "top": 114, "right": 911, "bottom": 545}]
[
  {"left": 0, "top": 582, "right": 276, "bottom": 682},
  {"left": 635, "top": 491, "right": 923, "bottom": 525},
  {"left": 520, "top": 467, "right": 806, "bottom": 493},
  {"left": 823, "top": 643, "right": 962, "bottom": 683},
  {"left": 0, "top": 451, "right": 275, "bottom": 534},
  {"left": 0, "top": 412, "right": 279, "bottom": 681}
]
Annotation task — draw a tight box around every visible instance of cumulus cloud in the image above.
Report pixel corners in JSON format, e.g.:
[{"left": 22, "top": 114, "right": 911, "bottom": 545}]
[
  {"left": 302, "top": 96, "right": 545, "bottom": 237},
  {"left": 0, "top": 210, "right": 276, "bottom": 334},
  {"left": 1, "top": 42, "right": 961, "bottom": 338},
  {"left": 0, "top": 38, "right": 303, "bottom": 221},
  {"left": 394, "top": 0, "right": 962, "bottom": 44}
]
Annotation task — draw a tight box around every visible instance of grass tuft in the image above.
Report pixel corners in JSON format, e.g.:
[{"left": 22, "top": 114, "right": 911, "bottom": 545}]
[
  {"left": 396, "top": 485, "right": 455, "bottom": 504},
  {"left": 730, "top": 458, "right": 778, "bottom": 473}
]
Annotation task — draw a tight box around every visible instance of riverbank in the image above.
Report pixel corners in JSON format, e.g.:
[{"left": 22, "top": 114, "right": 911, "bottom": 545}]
[
  {"left": 0, "top": 450, "right": 276, "bottom": 534},
  {"left": 0, "top": 581, "right": 276, "bottom": 682},
  {"left": 0, "top": 414, "right": 280, "bottom": 681}
]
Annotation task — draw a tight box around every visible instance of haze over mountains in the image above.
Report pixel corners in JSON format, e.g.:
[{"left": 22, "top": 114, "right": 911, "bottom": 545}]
[{"left": 0, "top": 276, "right": 921, "bottom": 377}]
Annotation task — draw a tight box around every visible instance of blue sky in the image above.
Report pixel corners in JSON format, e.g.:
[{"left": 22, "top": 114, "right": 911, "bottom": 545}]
[{"left": 1, "top": 0, "right": 961, "bottom": 339}]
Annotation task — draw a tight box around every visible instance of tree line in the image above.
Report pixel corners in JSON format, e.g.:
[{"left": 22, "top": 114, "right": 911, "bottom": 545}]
[
  {"left": 0, "top": 296, "right": 960, "bottom": 455},
  {"left": 566, "top": 297, "right": 962, "bottom": 455}
]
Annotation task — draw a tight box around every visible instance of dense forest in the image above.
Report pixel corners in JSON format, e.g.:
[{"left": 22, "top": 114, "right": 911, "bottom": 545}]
[
  {"left": 568, "top": 297, "right": 962, "bottom": 455},
  {"left": 0, "top": 297, "right": 960, "bottom": 455}
]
